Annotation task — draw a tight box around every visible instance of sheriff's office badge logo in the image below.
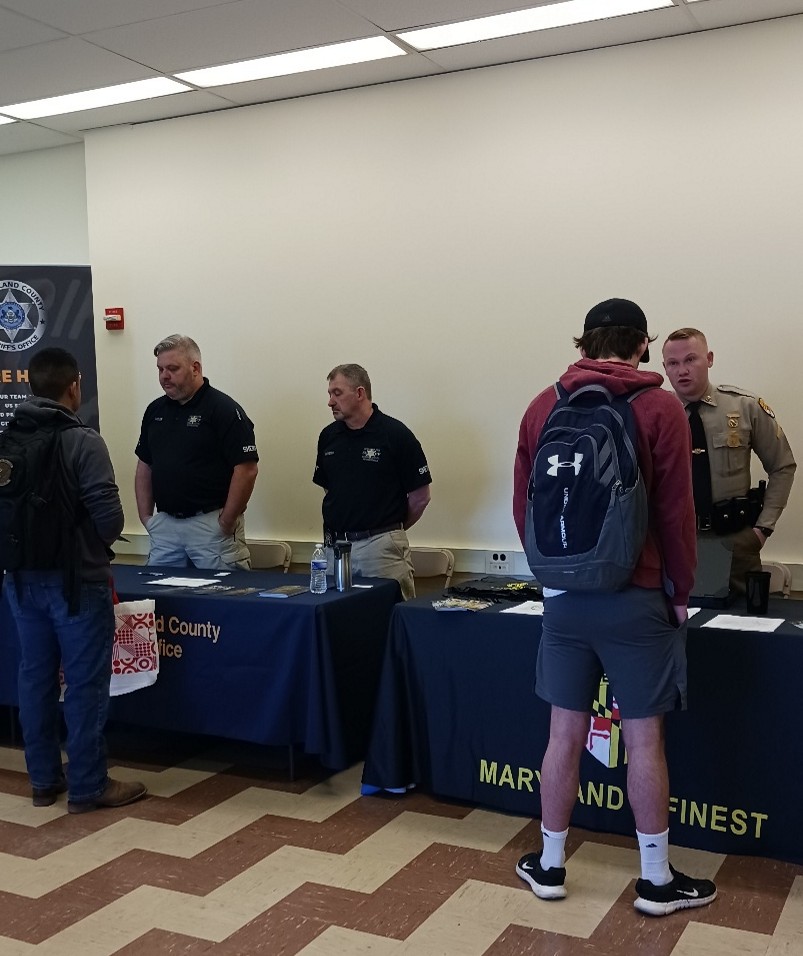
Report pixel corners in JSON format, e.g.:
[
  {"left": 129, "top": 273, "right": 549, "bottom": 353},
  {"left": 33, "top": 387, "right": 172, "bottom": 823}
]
[
  {"left": 586, "top": 676, "right": 627, "bottom": 769},
  {"left": 0, "top": 458, "right": 13, "bottom": 487},
  {"left": 186, "top": 415, "right": 202, "bottom": 427},
  {"left": 0, "top": 280, "right": 47, "bottom": 353},
  {"left": 362, "top": 447, "right": 381, "bottom": 462},
  {"left": 758, "top": 398, "right": 775, "bottom": 418}
]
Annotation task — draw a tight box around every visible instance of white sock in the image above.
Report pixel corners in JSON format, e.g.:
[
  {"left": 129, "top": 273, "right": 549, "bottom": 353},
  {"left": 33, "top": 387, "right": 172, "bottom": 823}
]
[
  {"left": 540, "top": 824, "right": 568, "bottom": 870},
  {"left": 637, "top": 829, "right": 672, "bottom": 885}
]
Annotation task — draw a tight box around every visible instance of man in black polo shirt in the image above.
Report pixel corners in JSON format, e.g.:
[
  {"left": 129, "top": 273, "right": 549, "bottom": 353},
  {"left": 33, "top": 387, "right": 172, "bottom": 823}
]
[
  {"left": 313, "top": 363, "right": 432, "bottom": 599},
  {"left": 135, "top": 334, "right": 259, "bottom": 569}
]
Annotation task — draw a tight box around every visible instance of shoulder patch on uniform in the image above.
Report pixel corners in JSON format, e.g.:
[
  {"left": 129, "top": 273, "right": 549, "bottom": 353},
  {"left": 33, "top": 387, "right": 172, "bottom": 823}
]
[
  {"left": 758, "top": 397, "right": 775, "bottom": 418},
  {"left": 716, "top": 384, "right": 755, "bottom": 398}
]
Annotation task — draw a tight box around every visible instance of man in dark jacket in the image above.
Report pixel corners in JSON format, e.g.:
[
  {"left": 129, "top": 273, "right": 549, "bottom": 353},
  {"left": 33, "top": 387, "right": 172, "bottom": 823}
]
[{"left": 3, "top": 348, "right": 146, "bottom": 812}]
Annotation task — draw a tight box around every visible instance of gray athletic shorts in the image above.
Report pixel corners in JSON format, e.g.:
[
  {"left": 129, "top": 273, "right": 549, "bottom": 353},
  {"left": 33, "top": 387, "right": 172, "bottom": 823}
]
[{"left": 535, "top": 587, "right": 688, "bottom": 719}]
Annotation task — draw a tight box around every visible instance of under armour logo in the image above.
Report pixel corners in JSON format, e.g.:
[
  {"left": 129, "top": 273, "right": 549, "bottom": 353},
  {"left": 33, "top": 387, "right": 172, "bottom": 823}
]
[{"left": 547, "top": 453, "right": 583, "bottom": 476}]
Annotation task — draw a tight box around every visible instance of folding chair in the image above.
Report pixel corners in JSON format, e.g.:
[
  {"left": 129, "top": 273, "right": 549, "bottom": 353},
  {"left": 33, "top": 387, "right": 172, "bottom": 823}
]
[
  {"left": 410, "top": 547, "right": 455, "bottom": 589},
  {"left": 762, "top": 560, "right": 792, "bottom": 598},
  {"left": 248, "top": 540, "right": 292, "bottom": 572}
]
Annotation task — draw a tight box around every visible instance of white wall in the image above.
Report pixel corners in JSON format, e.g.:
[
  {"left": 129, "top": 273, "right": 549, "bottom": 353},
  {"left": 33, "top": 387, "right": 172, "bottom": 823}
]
[
  {"left": 6, "top": 17, "right": 803, "bottom": 569},
  {"left": 0, "top": 144, "right": 88, "bottom": 263}
]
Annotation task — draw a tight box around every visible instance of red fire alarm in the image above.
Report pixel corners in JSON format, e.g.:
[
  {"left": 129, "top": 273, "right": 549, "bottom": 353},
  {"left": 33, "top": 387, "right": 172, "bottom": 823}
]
[{"left": 104, "top": 307, "right": 124, "bottom": 331}]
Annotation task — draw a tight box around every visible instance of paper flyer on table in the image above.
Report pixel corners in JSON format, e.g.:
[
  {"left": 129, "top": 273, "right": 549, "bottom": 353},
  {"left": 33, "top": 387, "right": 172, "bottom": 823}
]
[
  {"left": 501, "top": 601, "right": 544, "bottom": 615},
  {"left": 152, "top": 577, "right": 221, "bottom": 588},
  {"left": 702, "top": 614, "right": 783, "bottom": 633}
]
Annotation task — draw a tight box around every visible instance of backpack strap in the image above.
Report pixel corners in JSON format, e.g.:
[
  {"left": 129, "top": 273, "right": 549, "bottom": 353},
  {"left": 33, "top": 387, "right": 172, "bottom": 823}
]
[
  {"left": 33, "top": 420, "right": 84, "bottom": 615},
  {"left": 53, "top": 423, "right": 86, "bottom": 615},
  {"left": 564, "top": 383, "right": 616, "bottom": 405},
  {"left": 626, "top": 384, "right": 659, "bottom": 405},
  {"left": 557, "top": 382, "right": 658, "bottom": 407}
]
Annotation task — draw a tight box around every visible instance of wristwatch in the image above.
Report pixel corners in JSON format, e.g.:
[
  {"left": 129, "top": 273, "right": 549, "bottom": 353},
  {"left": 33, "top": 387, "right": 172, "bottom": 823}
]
[{"left": 756, "top": 526, "right": 774, "bottom": 537}]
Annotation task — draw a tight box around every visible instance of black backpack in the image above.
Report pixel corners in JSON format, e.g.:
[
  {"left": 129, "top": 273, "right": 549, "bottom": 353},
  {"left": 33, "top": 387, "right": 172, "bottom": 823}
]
[
  {"left": 524, "top": 382, "right": 654, "bottom": 591},
  {"left": 0, "top": 418, "right": 80, "bottom": 575}
]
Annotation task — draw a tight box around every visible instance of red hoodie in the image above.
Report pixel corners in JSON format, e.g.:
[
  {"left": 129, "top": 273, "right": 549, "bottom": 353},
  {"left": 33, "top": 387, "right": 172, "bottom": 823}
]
[{"left": 513, "top": 359, "right": 696, "bottom": 605}]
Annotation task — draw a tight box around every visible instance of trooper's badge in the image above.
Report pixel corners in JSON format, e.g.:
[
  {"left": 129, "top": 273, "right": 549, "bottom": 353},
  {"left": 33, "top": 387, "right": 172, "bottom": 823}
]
[{"left": 758, "top": 398, "right": 775, "bottom": 418}]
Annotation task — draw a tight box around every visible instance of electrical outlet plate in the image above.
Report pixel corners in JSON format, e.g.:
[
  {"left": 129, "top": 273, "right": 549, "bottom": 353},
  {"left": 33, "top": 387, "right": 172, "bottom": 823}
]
[{"left": 486, "top": 550, "right": 511, "bottom": 574}]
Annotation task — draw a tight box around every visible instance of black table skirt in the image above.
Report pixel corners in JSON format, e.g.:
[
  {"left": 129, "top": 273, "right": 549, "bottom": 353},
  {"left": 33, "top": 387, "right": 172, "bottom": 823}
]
[
  {"left": 363, "top": 595, "right": 803, "bottom": 863},
  {"left": 1, "top": 565, "right": 401, "bottom": 770}
]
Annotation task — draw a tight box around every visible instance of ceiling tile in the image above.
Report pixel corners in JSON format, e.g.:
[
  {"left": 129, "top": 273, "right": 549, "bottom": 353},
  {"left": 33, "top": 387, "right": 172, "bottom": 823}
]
[
  {"left": 0, "top": 0, "right": 242, "bottom": 35},
  {"left": 0, "top": 6, "right": 65, "bottom": 53},
  {"left": 0, "top": 37, "right": 165, "bottom": 105},
  {"left": 682, "top": 0, "right": 803, "bottom": 27},
  {"left": 84, "top": 0, "right": 380, "bottom": 74},
  {"left": 1, "top": 0, "right": 803, "bottom": 155}
]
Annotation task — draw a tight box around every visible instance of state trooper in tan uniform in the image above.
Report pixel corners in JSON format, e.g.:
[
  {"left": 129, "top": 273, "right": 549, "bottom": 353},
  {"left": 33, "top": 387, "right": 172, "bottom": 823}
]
[{"left": 662, "top": 328, "right": 795, "bottom": 592}]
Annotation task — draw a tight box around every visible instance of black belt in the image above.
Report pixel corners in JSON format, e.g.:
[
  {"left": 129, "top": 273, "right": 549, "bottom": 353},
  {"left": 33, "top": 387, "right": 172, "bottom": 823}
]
[
  {"left": 697, "top": 496, "right": 753, "bottom": 537},
  {"left": 324, "top": 523, "right": 402, "bottom": 544}
]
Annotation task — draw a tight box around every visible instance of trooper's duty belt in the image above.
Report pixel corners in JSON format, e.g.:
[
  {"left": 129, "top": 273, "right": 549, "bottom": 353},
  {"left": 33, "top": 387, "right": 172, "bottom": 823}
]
[{"left": 697, "top": 485, "right": 765, "bottom": 536}]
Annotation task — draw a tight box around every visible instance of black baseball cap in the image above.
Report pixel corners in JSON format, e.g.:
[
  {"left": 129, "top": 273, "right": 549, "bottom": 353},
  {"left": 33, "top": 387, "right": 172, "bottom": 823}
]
[{"left": 584, "top": 298, "right": 650, "bottom": 363}]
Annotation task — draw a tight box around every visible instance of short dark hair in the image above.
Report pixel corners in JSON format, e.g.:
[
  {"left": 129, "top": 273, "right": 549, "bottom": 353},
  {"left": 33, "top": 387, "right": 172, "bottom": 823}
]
[
  {"left": 29, "top": 348, "right": 80, "bottom": 401},
  {"left": 573, "top": 326, "right": 655, "bottom": 362}
]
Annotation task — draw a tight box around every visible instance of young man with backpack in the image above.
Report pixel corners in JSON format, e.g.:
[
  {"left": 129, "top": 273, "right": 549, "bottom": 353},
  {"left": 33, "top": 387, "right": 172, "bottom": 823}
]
[
  {"left": 0, "top": 348, "right": 146, "bottom": 812},
  {"left": 512, "top": 299, "right": 716, "bottom": 916}
]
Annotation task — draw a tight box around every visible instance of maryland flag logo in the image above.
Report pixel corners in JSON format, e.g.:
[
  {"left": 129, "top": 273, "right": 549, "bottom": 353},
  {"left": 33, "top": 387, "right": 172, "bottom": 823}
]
[{"left": 586, "top": 676, "right": 627, "bottom": 768}]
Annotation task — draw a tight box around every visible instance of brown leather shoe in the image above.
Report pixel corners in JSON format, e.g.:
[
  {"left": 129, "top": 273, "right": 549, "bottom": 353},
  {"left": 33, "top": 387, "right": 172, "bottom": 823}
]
[
  {"left": 32, "top": 779, "right": 68, "bottom": 807},
  {"left": 68, "top": 779, "right": 147, "bottom": 814}
]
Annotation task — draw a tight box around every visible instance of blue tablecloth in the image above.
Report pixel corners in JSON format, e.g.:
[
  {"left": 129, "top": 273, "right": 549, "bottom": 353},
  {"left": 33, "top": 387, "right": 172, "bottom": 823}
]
[
  {"left": 1, "top": 566, "right": 401, "bottom": 769},
  {"left": 363, "top": 596, "right": 803, "bottom": 863}
]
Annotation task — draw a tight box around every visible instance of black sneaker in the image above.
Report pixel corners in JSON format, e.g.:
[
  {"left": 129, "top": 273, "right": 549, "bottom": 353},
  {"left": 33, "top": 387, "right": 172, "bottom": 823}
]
[
  {"left": 516, "top": 852, "right": 567, "bottom": 900},
  {"left": 634, "top": 864, "right": 717, "bottom": 916}
]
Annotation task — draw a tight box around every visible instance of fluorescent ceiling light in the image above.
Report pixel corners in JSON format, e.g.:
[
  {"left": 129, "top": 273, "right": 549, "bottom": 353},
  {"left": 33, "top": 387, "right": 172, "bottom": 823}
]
[
  {"left": 398, "top": 0, "right": 674, "bottom": 50},
  {"left": 176, "top": 36, "right": 405, "bottom": 87},
  {"left": 2, "top": 77, "right": 191, "bottom": 120},
  {"left": 0, "top": 116, "right": 17, "bottom": 126}
]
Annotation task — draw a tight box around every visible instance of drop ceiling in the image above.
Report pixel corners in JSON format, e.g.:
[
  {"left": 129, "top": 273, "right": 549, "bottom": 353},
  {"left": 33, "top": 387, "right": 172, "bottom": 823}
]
[{"left": 1, "top": 0, "right": 801, "bottom": 156}]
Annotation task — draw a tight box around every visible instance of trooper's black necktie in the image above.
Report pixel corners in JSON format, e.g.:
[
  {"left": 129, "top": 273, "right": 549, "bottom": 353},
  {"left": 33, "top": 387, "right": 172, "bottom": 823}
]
[{"left": 687, "top": 401, "right": 713, "bottom": 520}]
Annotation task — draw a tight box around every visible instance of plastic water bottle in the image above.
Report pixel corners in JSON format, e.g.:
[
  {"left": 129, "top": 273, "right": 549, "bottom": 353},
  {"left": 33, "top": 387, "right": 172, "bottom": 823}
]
[{"left": 310, "top": 543, "right": 328, "bottom": 594}]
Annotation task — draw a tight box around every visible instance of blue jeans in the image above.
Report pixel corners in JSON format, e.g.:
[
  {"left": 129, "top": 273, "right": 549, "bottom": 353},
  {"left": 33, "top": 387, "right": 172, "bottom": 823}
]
[{"left": 7, "top": 573, "right": 114, "bottom": 802}]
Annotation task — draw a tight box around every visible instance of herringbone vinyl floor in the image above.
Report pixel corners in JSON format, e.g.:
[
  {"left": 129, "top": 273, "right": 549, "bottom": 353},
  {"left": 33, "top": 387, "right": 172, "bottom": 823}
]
[{"left": 1, "top": 725, "right": 801, "bottom": 956}]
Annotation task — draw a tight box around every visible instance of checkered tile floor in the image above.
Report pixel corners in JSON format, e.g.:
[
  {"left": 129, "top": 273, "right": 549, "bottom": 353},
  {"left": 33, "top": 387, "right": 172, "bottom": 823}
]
[{"left": 1, "top": 724, "right": 801, "bottom": 955}]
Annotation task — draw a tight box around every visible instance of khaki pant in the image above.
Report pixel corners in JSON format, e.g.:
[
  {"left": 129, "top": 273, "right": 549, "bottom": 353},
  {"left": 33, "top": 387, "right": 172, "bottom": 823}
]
[
  {"left": 146, "top": 511, "right": 251, "bottom": 570},
  {"left": 327, "top": 529, "right": 415, "bottom": 600},
  {"left": 723, "top": 526, "right": 763, "bottom": 595}
]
